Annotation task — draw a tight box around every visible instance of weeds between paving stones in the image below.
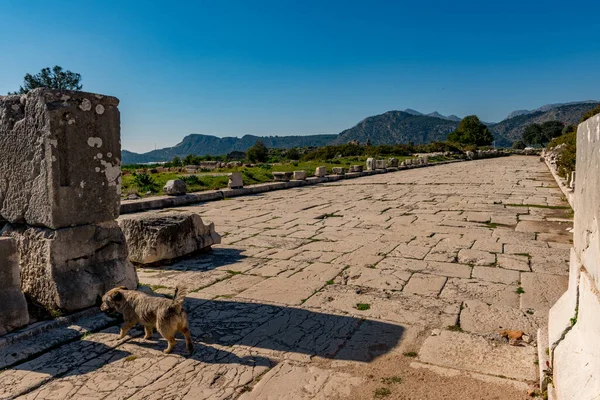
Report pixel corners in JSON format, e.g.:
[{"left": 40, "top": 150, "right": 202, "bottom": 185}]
[
  {"left": 403, "top": 352, "right": 418, "bottom": 358},
  {"left": 124, "top": 355, "right": 137, "bottom": 362},
  {"left": 381, "top": 376, "right": 402, "bottom": 384},
  {"left": 516, "top": 286, "right": 525, "bottom": 294},
  {"left": 374, "top": 387, "right": 392, "bottom": 398},
  {"left": 446, "top": 324, "right": 463, "bottom": 332},
  {"left": 356, "top": 303, "right": 371, "bottom": 311}
]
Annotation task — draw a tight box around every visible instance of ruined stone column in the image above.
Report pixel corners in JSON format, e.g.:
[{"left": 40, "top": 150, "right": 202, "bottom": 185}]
[
  {"left": 545, "top": 114, "right": 600, "bottom": 399},
  {"left": 0, "top": 88, "right": 137, "bottom": 315}
]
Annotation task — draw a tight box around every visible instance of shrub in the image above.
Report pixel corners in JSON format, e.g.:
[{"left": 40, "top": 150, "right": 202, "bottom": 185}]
[
  {"left": 179, "top": 175, "right": 202, "bottom": 185},
  {"left": 133, "top": 173, "right": 158, "bottom": 192},
  {"left": 547, "top": 131, "right": 576, "bottom": 178}
]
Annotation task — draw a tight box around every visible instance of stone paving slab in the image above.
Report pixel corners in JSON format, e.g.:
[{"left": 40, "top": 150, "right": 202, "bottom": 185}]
[
  {"left": 0, "top": 156, "right": 572, "bottom": 399},
  {"left": 418, "top": 330, "right": 538, "bottom": 381}
]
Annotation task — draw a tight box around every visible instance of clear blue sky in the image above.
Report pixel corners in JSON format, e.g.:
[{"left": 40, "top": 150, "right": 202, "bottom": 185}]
[{"left": 1, "top": 0, "right": 598, "bottom": 153}]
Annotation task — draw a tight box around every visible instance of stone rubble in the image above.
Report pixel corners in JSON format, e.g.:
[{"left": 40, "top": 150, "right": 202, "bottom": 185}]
[{"left": 163, "top": 179, "right": 187, "bottom": 195}]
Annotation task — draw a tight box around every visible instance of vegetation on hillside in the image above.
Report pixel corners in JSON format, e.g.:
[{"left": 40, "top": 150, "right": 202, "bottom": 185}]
[
  {"left": 331, "top": 110, "right": 459, "bottom": 146},
  {"left": 522, "top": 120, "right": 564, "bottom": 146},
  {"left": 447, "top": 116, "right": 493, "bottom": 146},
  {"left": 544, "top": 105, "right": 600, "bottom": 179},
  {"left": 9, "top": 65, "right": 82, "bottom": 94},
  {"left": 581, "top": 105, "right": 600, "bottom": 122},
  {"left": 547, "top": 126, "right": 576, "bottom": 178}
]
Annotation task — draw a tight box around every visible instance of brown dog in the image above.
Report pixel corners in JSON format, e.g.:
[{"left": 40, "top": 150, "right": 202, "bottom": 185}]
[{"left": 100, "top": 286, "right": 193, "bottom": 354}]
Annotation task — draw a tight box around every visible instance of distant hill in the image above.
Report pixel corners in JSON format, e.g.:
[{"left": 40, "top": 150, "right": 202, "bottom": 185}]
[
  {"left": 122, "top": 101, "right": 599, "bottom": 164},
  {"left": 122, "top": 134, "right": 337, "bottom": 164},
  {"left": 505, "top": 101, "right": 599, "bottom": 119},
  {"left": 403, "top": 109, "right": 461, "bottom": 121},
  {"left": 330, "top": 111, "right": 459, "bottom": 145},
  {"left": 490, "top": 102, "right": 600, "bottom": 146}
]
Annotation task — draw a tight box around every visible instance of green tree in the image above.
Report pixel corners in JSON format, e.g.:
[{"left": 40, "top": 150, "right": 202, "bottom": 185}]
[
  {"left": 447, "top": 115, "right": 493, "bottom": 146},
  {"left": 285, "top": 148, "right": 300, "bottom": 160},
  {"left": 246, "top": 140, "right": 268, "bottom": 163},
  {"left": 172, "top": 156, "right": 182, "bottom": 166},
  {"left": 183, "top": 154, "right": 197, "bottom": 165},
  {"left": 540, "top": 121, "right": 564, "bottom": 142},
  {"left": 523, "top": 121, "right": 564, "bottom": 146},
  {"left": 10, "top": 65, "right": 82, "bottom": 94},
  {"left": 523, "top": 123, "right": 543, "bottom": 145}
]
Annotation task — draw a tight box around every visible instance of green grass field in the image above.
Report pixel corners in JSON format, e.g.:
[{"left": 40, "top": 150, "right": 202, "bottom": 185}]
[{"left": 122, "top": 155, "right": 453, "bottom": 198}]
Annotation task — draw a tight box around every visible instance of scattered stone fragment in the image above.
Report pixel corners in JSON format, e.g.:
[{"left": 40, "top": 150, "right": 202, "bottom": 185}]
[
  {"left": 163, "top": 179, "right": 187, "bottom": 195},
  {"left": 315, "top": 166, "right": 327, "bottom": 177},
  {"left": 228, "top": 172, "right": 243, "bottom": 189},
  {"left": 273, "top": 171, "right": 293, "bottom": 181},
  {"left": 118, "top": 211, "right": 221, "bottom": 264},
  {"left": 293, "top": 170, "right": 307, "bottom": 180}
]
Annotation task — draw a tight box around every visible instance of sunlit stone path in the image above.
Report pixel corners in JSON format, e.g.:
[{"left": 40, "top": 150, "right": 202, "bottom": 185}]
[{"left": 0, "top": 156, "right": 571, "bottom": 399}]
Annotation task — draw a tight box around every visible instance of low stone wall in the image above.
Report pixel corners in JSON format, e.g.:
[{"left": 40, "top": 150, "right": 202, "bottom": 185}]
[
  {"left": 121, "top": 152, "right": 510, "bottom": 214},
  {"left": 544, "top": 114, "right": 600, "bottom": 399}
]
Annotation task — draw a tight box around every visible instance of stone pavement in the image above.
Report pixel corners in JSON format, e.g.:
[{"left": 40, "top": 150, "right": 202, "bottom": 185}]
[{"left": 0, "top": 156, "right": 572, "bottom": 399}]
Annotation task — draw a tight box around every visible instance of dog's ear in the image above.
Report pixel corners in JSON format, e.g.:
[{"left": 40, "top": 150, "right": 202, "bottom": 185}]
[{"left": 111, "top": 291, "right": 123, "bottom": 302}]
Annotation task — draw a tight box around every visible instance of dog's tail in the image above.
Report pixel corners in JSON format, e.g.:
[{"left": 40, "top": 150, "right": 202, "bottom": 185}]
[{"left": 170, "top": 286, "right": 188, "bottom": 311}]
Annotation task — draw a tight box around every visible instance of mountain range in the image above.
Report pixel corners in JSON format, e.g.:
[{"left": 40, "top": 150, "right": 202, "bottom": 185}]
[{"left": 123, "top": 101, "right": 599, "bottom": 164}]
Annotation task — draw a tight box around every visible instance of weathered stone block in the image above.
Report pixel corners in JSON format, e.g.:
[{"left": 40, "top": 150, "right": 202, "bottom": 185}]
[
  {"left": 184, "top": 165, "right": 197, "bottom": 173},
  {"left": 375, "top": 159, "right": 386, "bottom": 169},
  {"left": 366, "top": 158, "right": 375, "bottom": 171},
  {"left": 228, "top": 172, "right": 243, "bottom": 188},
  {"left": 0, "top": 88, "right": 122, "bottom": 229},
  {"left": 273, "top": 172, "right": 292, "bottom": 182},
  {"left": 388, "top": 158, "right": 399, "bottom": 168},
  {"left": 574, "top": 115, "right": 600, "bottom": 289},
  {"left": 314, "top": 166, "right": 327, "bottom": 177},
  {"left": 331, "top": 167, "right": 346, "bottom": 175},
  {"left": 1, "top": 221, "right": 137, "bottom": 312},
  {"left": 163, "top": 179, "right": 187, "bottom": 195},
  {"left": 0, "top": 237, "right": 29, "bottom": 335},
  {"left": 118, "top": 211, "right": 221, "bottom": 265},
  {"left": 292, "top": 170, "right": 307, "bottom": 180}
]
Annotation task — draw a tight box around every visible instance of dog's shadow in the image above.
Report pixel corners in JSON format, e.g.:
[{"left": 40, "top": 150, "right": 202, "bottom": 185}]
[
  {"left": 131, "top": 296, "right": 406, "bottom": 363},
  {"left": 1, "top": 297, "right": 404, "bottom": 387}
]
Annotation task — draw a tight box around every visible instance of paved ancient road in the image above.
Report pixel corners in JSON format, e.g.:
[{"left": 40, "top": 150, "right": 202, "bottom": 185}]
[{"left": 0, "top": 156, "right": 572, "bottom": 399}]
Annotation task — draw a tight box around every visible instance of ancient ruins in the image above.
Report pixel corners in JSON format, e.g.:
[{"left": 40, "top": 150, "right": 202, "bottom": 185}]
[
  {"left": 0, "top": 88, "right": 137, "bottom": 315},
  {"left": 0, "top": 90, "right": 598, "bottom": 399}
]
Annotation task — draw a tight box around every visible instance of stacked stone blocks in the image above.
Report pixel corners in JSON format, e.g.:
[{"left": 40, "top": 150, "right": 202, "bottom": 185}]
[{"left": 0, "top": 89, "right": 137, "bottom": 323}]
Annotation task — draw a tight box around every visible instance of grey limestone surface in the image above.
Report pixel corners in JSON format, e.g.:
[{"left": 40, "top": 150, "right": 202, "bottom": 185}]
[{"left": 0, "top": 88, "right": 122, "bottom": 229}]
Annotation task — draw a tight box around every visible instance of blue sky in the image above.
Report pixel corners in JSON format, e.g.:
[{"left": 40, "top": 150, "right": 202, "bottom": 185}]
[{"left": 1, "top": 0, "right": 598, "bottom": 153}]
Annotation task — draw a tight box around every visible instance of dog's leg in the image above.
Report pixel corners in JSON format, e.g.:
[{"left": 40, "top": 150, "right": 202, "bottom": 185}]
[
  {"left": 182, "top": 326, "right": 194, "bottom": 354},
  {"left": 119, "top": 321, "right": 136, "bottom": 339},
  {"left": 163, "top": 335, "right": 176, "bottom": 354},
  {"left": 144, "top": 326, "right": 153, "bottom": 340}
]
